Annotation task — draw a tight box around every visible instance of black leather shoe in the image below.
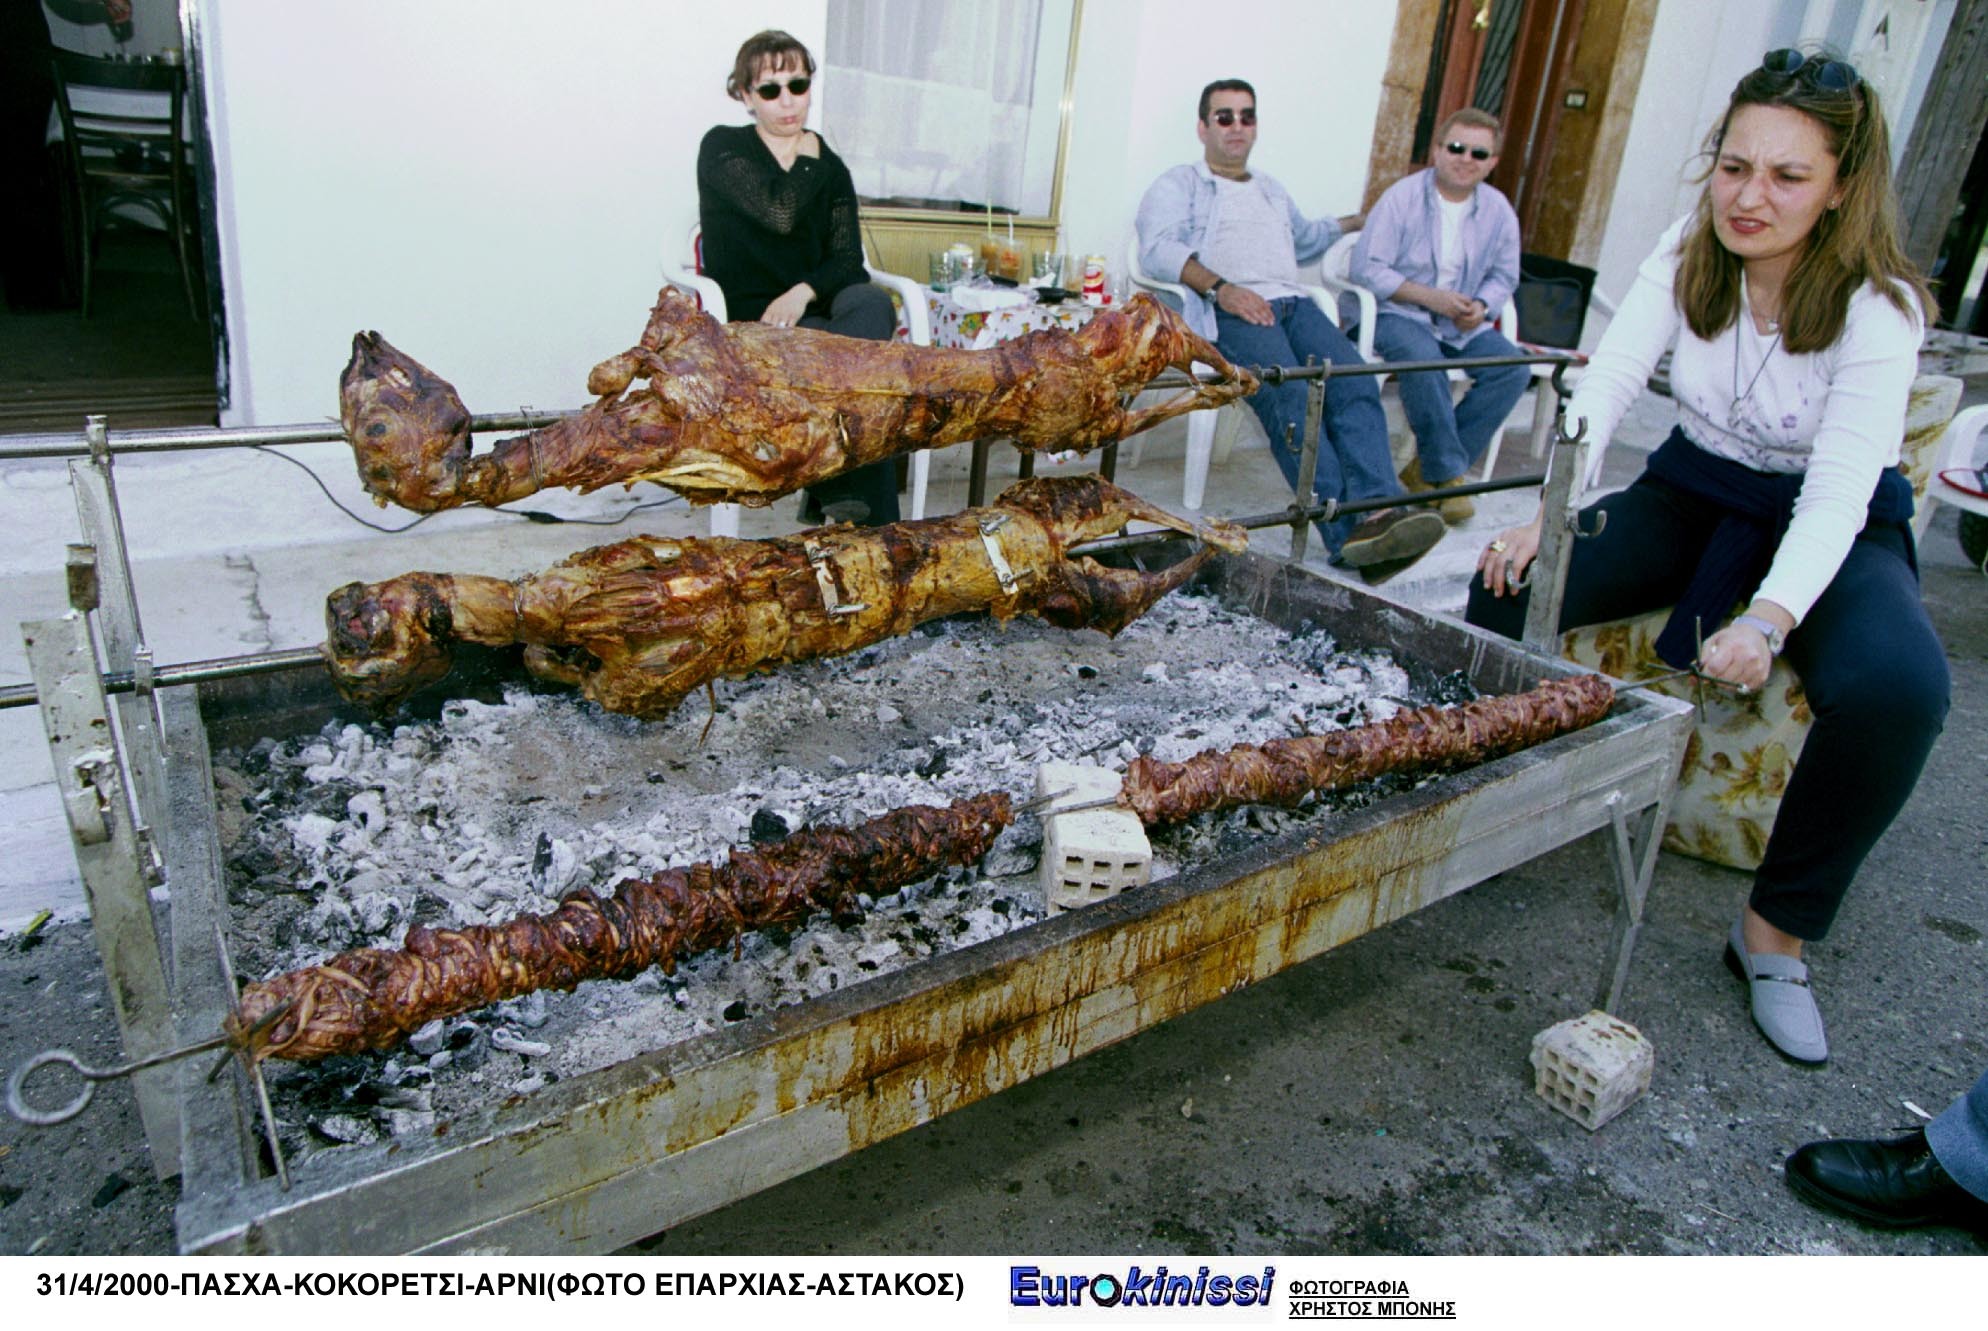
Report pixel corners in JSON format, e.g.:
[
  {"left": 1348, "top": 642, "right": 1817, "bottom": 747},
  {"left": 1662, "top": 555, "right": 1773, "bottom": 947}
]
[{"left": 1785, "top": 1129, "right": 1988, "bottom": 1230}]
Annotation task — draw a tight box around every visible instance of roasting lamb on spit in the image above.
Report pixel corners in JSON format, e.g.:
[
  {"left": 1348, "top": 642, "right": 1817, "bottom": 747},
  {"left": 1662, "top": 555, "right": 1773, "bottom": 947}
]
[
  {"left": 323, "top": 475, "right": 1247, "bottom": 718},
  {"left": 1123, "top": 675, "right": 1617, "bottom": 826},
  {"left": 227, "top": 794, "right": 1014, "bottom": 1063},
  {"left": 341, "top": 286, "right": 1258, "bottom": 513}
]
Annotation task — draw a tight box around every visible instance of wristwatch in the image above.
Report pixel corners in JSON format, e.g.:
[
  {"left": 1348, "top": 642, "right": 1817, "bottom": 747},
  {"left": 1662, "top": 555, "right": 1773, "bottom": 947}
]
[
  {"left": 1732, "top": 614, "right": 1787, "bottom": 655},
  {"left": 1208, "top": 277, "right": 1228, "bottom": 297}
]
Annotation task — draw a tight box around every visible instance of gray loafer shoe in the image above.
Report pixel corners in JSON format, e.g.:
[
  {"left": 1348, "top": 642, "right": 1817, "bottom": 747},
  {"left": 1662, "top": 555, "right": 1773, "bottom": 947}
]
[{"left": 1725, "top": 917, "right": 1828, "bottom": 1065}]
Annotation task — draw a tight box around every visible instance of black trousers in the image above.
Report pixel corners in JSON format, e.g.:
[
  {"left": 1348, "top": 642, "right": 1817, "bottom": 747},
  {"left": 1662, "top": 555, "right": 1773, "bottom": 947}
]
[
  {"left": 796, "top": 282, "right": 900, "bottom": 526},
  {"left": 1466, "top": 472, "right": 1949, "bottom": 940}
]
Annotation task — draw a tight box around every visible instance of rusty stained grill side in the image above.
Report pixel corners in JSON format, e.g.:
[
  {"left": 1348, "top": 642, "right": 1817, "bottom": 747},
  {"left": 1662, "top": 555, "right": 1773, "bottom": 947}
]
[{"left": 167, "top": 549, "right": 1691, "bottom": 1254}]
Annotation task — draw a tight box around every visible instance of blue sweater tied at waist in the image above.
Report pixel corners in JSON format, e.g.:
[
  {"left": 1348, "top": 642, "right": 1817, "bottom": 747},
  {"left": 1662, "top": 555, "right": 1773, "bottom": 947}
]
[{"left": 1643, "top": 427, "right": 1916, "bottom": 668}]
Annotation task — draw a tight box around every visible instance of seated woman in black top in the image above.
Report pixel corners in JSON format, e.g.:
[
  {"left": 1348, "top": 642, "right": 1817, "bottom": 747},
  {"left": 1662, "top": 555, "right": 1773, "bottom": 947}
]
[{"left": 698, "top": 28, "right": 899, "bottom": 527}]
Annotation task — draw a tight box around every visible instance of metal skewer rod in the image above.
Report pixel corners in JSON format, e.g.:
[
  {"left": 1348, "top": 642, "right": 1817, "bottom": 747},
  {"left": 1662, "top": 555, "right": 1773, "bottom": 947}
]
[
  {"left": 1062, "top": 472, "right": 1548, "bottom": 559},
  {"left": 0, "top": 468, "right": 1553, "bottom": 711},
  {"left": 0, "top": 409, "right": 577, "bottom": 462},
  {"left": 5, "top": 999, "right": 294, "bottom": 1129},
  {"left": 0, "top": 353, "right": 1583, "bottom": 463}
]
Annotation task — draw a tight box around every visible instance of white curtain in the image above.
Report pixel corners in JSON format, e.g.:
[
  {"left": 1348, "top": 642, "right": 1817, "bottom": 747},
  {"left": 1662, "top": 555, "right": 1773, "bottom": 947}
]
[{"left": 824, "top": 0, "right": 1045, "bottom": 214}]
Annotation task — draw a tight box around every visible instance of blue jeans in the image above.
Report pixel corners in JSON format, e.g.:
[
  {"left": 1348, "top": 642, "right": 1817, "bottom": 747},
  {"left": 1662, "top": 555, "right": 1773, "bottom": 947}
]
[
  {"left": 1465, "top": 470, "right": 1949, "bottom": 941},
  {"left": 1928, "top": 1068, "right": 1988, "bottom": 1204},
  {"left": 1215, "top": 297, "right": 1399, "bottom": 554},
  {"left": 1372, "top": 314, "right": 1531, "bottom": 483}
]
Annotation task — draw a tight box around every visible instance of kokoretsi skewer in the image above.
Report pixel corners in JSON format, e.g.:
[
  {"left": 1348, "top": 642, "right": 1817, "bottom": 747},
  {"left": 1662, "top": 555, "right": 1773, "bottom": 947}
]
[
  {"left": 227, "top": 793, "right": 1013, "bottom": 1062},
  {"left": 1122, "top": 674, "right": 1617, "bottom": 826}
]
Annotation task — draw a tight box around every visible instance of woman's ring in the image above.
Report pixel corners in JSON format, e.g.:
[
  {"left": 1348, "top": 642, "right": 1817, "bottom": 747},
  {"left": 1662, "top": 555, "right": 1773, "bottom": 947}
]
[{"left": 1488, "top": 540, "right": 1508, "bottom": 553}]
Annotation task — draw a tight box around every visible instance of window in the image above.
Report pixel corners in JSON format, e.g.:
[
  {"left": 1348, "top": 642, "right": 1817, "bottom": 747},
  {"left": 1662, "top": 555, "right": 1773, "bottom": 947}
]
[{"left": 822, "top": 0, "right": 1079, "bottom": 220}]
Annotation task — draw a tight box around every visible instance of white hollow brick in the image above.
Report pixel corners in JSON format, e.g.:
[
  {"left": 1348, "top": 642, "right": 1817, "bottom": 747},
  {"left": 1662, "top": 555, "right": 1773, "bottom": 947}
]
[
  {"left": 1529, "top": 1010, "right": 1655, "bottom": 1131},
  {"left": 1035, "top": 762, "right": 1151, "bottom": 914}
]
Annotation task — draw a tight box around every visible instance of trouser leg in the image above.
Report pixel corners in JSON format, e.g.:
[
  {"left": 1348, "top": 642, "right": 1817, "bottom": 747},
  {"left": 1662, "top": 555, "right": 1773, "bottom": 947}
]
[
  {"left": 1749, "top": 527, "right": 1948, "bottom": 940},
  {"left": 1927, "top": 1068, "right": 1988, "bottom": 1205},
  {"left": 1217, "top": 305, "right": 1347, "bottom": 553},
  {"left": 1374, "top": 314, "right": 1468, "bottom": 484},
  {"left": 1447, "top": 327, "right": 1532, "bottom": 473},
  {"left": 1284, "top": 299, "right": 1398, "bottom": 507},
  {"left": 800, "top": 284, "right": 900, "bottom": 525}
]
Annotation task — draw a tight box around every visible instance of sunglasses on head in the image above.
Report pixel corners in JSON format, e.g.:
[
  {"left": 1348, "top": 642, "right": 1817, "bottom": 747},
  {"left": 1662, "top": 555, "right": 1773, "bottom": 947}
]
[
  {"left": 754, "top": 76, "right": 811, "bottom": 100},
  {"left": 1759, "top": 48, "right": 1859, "bottom": 92},
  {"left": 1208, "top": 107, "right": 1256, "bottom": 127},
  {"left": 1445, "top": 141, "right": 1493, "bottom": 161}
]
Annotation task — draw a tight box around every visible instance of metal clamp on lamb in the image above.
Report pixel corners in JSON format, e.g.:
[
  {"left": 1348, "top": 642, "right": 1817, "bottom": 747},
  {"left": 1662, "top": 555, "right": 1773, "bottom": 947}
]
[
  {"left": 323, "top": 474, "right": 1247, "bottom": 718},
  {"left": 341, "top": 286, "right": 1258, "bottom": 512}
]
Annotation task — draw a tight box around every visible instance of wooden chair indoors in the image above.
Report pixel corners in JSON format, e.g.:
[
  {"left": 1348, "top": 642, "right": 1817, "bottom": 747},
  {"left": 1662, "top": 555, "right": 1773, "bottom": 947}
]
[{"left": 48, "top": 50, "right": 197, "bottom": 317}]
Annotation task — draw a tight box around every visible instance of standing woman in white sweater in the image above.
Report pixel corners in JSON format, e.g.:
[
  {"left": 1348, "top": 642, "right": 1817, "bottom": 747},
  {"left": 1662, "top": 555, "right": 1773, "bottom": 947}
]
[{"left": 1468, "top": 50, "right": 1944, "bottom": 1066}]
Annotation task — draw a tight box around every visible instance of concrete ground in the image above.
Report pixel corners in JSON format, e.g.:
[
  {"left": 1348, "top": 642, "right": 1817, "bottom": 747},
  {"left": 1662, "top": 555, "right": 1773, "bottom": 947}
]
[{"left": 1, "top": 377, "right": 1983, "bottom": 1255}]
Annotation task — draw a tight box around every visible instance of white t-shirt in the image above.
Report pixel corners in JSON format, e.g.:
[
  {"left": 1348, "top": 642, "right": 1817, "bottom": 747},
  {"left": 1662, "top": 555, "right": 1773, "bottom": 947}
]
[
  {"left": 1567, "top": 216, "right": 1924, "bottom": 625},
  {"left": 1197, "top": 176, "right": 1306, "bottom": 301},
  {"left": 1435, "top": 196, "right": 1469, "bottom": 292}
]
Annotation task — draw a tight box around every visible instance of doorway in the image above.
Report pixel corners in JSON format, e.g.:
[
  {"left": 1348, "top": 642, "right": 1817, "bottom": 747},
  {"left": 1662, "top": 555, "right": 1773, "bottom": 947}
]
[{"left": 0, "top": 0, "right": 222, "bottom": 436}]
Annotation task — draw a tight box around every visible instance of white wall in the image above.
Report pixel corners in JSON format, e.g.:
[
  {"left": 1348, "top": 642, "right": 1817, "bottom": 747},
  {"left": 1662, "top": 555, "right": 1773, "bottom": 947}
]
[
  {"left": 1589, "top": 2, "right": 1785, "bottom": 331},
  {"left": 1057, "top": 0, "right": 1392, "bottom": 266}
]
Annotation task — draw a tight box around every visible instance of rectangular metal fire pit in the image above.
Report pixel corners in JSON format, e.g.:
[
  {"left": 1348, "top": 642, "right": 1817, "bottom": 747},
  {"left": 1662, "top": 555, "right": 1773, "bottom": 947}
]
[{"left": 166, "top": 550, "right": 1690, "bottom": 1253}]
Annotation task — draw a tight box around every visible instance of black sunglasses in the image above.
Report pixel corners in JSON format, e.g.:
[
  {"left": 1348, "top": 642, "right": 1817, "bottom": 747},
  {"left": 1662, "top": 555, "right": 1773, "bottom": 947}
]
[
  {"left": 754, "top": 76, "right": 811, "bottom": 100},
  {"left": 1760, "top": 48, "right": 1860, "bottom": 92},
  {"left": 1208, "top": 107, "right": 1256, "bottom": 127},
  {"left": 1445, "top": 141, "right": 1493, "bottom": 161}
]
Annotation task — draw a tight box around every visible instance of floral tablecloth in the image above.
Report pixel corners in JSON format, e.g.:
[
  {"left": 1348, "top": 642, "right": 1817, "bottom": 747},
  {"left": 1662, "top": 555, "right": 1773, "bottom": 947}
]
[{"left": 924, "top": 289, "right": 1097, "bottom": 350}]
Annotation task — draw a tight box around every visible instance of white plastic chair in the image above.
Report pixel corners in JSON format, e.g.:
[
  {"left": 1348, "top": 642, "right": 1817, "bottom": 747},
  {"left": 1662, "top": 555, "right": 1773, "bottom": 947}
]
[
  {"left": 1123, "top": 237, "right": 1345, "bottom": 512},
  {"left": 661, "top": 225, "right": 935, "bottom": 531},
  {"left": 1323, "top": 231, "right": 1531, "bottom": 482},
  {"left": 1924, "top": 403, "right": 1988, "bottom": 552}
]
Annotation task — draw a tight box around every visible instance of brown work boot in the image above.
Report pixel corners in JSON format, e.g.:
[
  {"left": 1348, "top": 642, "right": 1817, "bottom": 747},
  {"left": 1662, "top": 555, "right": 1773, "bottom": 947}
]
[
  {"left": 1400, "top": 455, "right": 1474, "bottom": 524},
  {"left": 1339, "top": 507, "right": 1446, "bottom": 570}
]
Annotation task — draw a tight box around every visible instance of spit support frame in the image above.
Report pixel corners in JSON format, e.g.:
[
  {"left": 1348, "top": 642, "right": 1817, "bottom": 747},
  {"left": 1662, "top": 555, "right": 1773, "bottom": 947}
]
[{"left": 162, "top": 550, "right": 1689, "bottom": 1255}]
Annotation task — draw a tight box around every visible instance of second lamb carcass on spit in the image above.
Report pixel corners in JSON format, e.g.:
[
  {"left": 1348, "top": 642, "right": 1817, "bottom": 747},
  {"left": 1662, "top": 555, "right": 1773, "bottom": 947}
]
[
  {"left": 341, "top": 286, "right": 1258, "bottom": 513},
  {"left": 323, "top": 475, "right": 1247, "bottom": 718}
]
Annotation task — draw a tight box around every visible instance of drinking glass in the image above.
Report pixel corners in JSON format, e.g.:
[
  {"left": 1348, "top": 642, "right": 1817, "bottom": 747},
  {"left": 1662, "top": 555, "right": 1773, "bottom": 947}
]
[
  {"left": 1032, "top": 252, "right": 1067, "bottom": 287},
  {"left": 928, "top": 252, "right": 953, "bottom": 292}
]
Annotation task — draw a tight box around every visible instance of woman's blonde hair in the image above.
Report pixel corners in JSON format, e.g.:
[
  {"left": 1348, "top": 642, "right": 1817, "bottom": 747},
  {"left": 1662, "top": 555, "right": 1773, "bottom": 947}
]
[{"left": 1675, "top": 51, "right": 1930, "bottom": 353}]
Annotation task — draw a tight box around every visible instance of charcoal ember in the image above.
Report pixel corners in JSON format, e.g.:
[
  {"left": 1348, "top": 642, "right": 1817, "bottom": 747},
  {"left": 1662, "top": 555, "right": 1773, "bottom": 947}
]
[{"left": 749, "top": 808, "right": 790, "bottom": 844}]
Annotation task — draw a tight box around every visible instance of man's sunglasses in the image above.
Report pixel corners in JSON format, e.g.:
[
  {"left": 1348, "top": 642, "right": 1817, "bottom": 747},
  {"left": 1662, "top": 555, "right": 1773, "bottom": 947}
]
[
  {"left": 1208, "top": 107, "right": 1256, "bottom": 127},
  {"left": 1760, "top": 48, "right": 1859, "bottom": 92},
  {"left": 754, "top": 77, "right": 811, "bottom": 100},
  {"left": 1445, "top": 141, "right": 1493, "bottom": 161}
]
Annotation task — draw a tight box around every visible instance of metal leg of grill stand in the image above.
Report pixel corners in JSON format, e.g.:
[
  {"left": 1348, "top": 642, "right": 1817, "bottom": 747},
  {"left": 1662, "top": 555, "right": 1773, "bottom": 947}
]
[
  {"left": 1287, "top": 362, "right": 1326, "bottom": 564},
  {"left": 1519, "top": 386, "right": 1671, "bottom": 1016},
  {"left": 1520, "top": 387, "right": 1592, "bottom": 653},
  {"left": 1595, "top": 790, "right": 1669, "bottom": 1015}
]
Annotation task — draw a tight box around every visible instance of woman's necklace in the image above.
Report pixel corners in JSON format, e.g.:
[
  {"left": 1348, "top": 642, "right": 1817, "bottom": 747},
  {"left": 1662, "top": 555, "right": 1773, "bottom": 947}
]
[
  {"left": 1728, "top": 320, "right": 1783, "bottom": 431},
  {"left": 1725, "top": 286, "right": 1789, "bottom": 433}
]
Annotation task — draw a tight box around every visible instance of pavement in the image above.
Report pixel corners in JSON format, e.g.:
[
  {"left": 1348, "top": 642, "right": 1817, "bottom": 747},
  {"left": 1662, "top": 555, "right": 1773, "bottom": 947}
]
[{"left": 1, "top": 379, "right": 1984, "bottom": 1256}]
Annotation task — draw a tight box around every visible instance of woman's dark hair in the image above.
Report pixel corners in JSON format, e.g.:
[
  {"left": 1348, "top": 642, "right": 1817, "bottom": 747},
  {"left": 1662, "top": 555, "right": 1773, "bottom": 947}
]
[
  {"left": 726, "top": 29, "right": 815, "bottom": 101},
  {"left": 1676, "top": 49, "right": 1930, "bottom": 353}
]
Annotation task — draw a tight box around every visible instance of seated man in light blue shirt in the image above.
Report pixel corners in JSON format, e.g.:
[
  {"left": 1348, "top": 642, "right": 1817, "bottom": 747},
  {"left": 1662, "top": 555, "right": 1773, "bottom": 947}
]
[
  {"left": 1351, "top": 108, "right": 1531, "bottom": 523},
  {"left": 1136, "top": 79, "right": 1443, "bottom": 579}
]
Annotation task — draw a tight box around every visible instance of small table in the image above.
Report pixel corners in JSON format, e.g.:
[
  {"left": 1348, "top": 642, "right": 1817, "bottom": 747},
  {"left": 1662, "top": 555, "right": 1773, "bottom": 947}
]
[{"left": 924, "top": 288, "right": 1119, "bottom": 506}]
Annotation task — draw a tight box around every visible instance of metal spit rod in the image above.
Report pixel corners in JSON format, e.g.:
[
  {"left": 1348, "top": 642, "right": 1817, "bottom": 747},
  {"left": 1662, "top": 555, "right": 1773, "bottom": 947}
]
[
  {"left": 0, "top": 471, "right": 1547, "bottom": 712},
  {"left": 0, "top": 354, "right": 1581, "bottom": 461}
]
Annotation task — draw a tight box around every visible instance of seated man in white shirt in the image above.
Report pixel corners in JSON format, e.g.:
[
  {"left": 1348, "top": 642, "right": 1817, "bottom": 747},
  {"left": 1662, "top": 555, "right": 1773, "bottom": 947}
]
[{"left": 1136, "top": 79, "right": 1443, "bottom": 578}]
